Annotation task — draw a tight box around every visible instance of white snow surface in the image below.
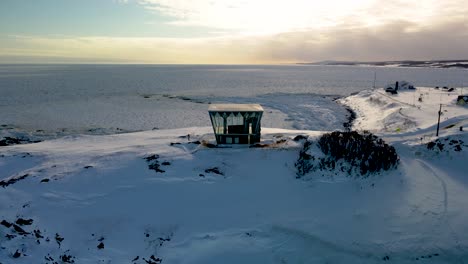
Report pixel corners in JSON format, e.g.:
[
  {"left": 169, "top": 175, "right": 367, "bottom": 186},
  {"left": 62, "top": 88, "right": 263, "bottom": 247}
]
[{"left": 1, "top": 88, "right": 468, "bottom": 263}]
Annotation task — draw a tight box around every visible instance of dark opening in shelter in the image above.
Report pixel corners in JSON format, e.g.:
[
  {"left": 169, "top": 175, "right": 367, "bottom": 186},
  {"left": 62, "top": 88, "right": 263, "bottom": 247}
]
[{"left": 208, "top": 104, "right": 264, "bottom": 144}]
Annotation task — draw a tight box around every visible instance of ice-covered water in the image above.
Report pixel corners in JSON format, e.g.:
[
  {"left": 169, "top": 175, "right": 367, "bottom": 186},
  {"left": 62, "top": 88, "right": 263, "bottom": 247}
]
[{"left": 1, "top": 64, "right": 467, "bottom": 139}]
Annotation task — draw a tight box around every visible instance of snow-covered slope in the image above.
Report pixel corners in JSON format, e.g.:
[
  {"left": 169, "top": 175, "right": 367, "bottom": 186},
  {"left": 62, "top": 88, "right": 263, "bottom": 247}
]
[
  {"left": 1, "top": 89, "right": 468, "bottom": 263},
  {"left": 340, "top": 87, "right": 468, "bottom": 140}
]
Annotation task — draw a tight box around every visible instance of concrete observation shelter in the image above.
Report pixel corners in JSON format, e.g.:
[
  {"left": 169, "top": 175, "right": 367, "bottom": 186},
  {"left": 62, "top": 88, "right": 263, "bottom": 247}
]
[{"left": 208, "top": 104, "right": 263, "bottom": 144}]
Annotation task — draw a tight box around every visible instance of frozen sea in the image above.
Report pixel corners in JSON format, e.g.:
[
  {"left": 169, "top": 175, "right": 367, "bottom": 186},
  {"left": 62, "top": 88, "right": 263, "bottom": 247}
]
[{"left": 1, "top": 64, "right": 467, "bottom": 139}]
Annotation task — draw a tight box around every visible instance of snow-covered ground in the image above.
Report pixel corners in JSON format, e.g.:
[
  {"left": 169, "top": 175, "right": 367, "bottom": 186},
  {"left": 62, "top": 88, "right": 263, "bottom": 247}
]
[
  {"left": 340, "top": 87, "right": 468, "bottom": 141},
  {"left": 1, "top": 87, "right": 468, "bottom": 263}
]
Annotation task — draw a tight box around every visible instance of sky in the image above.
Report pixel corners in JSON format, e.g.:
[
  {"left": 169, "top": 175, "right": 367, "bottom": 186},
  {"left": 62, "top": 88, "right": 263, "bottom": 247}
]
[{"left": 0, "top": 0, "right": 467, "bottom": 64}]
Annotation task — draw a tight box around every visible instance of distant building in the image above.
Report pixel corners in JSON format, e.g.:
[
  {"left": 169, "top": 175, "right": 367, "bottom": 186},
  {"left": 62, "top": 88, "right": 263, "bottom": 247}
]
[{"left": 208, "top": 104, "right": 263, "bottom": 144}]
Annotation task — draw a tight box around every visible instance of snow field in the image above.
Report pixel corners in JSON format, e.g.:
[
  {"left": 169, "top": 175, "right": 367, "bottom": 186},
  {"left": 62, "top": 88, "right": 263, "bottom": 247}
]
[{"left": 1, "top": 88, "right": 468, "bottom": 263}]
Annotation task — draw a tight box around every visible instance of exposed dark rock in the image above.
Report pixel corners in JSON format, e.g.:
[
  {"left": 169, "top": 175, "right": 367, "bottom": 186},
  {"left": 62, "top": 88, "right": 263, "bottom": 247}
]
[
  {"left": 13, "top": 224, "right": 30, "bottom": 235},
  {"left": 60, "top": 254, "right": 75, "bottom": 263},
  {"left": 1, "top": 220, "right": 12, "bottom": 228},
  {"left": 205, "top": 167, "right": 224, "bottom": 176},
  {"left": 158, "top": 236, "right": 171, "bottom": 246},
  {"left": 12, "top": 250, "right": 21, "bottom": 258},
  {"left": 97, "top": 242, "right": 104, "bottom": 249},
  {"left": 144, "top": 154, "right": 165, "bottom": 173},
  {"left": 55, "top": 233, "right": 64, "bottom": 247},
  {"left": 16, "top": 218, "right": 33, "bottom": 226},
  {"left": 144, "top": 154, "right": 159, "bottom": 162},
  {"left": 40, "top": 178, "right": 50, "bottom": 183},
  {"left": 293, "top": 135, "right": 308, "bottom": 141},
  {"left": 34, "top": 229, "right": 44, "bottom": 239},
  {"left": 84, "top": 165, "right": 93, "bottom": 169},
  {"left": 148, "top": 163, "right": 165, "bottom": 173},
  {"left": 161, "top": 161, "right": 171, "bottom": 166},
  {"left": 0, "top": 174, "right": 30, "bottom": 188},
  {"left": 132, "top": 256, "right": 140, "bottom": 261},
  {"left": 144, "top": 255, "right": 162, "bottom": 264}
]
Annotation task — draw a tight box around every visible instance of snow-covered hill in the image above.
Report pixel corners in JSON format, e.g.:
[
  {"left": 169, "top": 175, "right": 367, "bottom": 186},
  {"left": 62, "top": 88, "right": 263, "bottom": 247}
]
[{"left": 1, "top": 88, "right": 468, "bottom": 263}]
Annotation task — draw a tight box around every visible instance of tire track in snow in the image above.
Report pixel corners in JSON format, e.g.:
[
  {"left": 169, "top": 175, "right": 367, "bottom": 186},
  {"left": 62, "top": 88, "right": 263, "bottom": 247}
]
[
  {"left": 271, "top": 225, "right": 380, "bottom": 261},
  {"left": 414, "top": 159, "right": 448, "bottom": 214},
  {"left": 410, "top": 158, "right": 466, "bottom": 263}
]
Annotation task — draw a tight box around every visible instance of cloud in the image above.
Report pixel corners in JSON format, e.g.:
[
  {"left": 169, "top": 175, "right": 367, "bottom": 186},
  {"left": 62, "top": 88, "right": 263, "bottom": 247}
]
[
  {"left": 2, "top": 17, "right": 468, "bottom": 64},
  {"left": 2, "top": 0, "right": 468, "bottom": 64},
  {"left": 137, "top": 0, "right": 468, "bottom": 35},
  {"left": 257, "top": 19, "right": 468, "bottom": 62},
  {"left": 0, "top": 35, "right": 268, "bottom": 64}
]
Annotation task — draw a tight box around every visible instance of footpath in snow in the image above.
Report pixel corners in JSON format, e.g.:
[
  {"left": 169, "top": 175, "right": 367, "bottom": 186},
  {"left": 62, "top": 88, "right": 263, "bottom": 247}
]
[{"left": 1, "top": 88, "right": 468, "bottom": 263}]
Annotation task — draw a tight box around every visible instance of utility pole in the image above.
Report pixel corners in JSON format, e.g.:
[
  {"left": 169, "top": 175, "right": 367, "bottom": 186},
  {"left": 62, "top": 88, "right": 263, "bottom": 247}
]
[
  {"left": 373, "top": 71, "right": 377, "bottom": 89},
  {"left": 436, "top": 104, "right": 442, "bottom": 137}
]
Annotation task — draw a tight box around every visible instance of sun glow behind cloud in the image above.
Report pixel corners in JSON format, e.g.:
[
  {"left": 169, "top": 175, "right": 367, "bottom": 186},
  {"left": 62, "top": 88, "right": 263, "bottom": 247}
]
[
  {"left": 140, "top": 0, "right": 379, "bottom": 35},
  {"left": 1, "top": 0, "right": 468, "bottom": 63},
  {"left": 138, "top": 0, "right": 465, "bottom": 35}
]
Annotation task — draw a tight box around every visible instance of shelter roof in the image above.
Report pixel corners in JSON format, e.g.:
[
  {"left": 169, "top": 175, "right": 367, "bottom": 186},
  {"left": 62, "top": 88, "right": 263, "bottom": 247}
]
[{"left": 208, "top": 104, "right": 263, "bottom": 112}]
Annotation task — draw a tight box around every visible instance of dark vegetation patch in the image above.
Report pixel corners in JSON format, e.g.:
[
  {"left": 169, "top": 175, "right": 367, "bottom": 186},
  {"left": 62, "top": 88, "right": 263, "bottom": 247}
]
[
  {"left": 343, "top": 107, "right": 357, "bottom": 131},
  {"left": 426, "top": 137, "right": 466, "bottom": 153},
  {"left": 0, "top": 136, "right": 41, "bottom": 146},
  {"left": 0, "top": 174, "right": 30, "bottom": 188},
  {"left": 295, "top": 131, "right": 399, "bottom": 178},
  {"left": 144, "top": 154, "right": 171, "bottom": 173}
]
